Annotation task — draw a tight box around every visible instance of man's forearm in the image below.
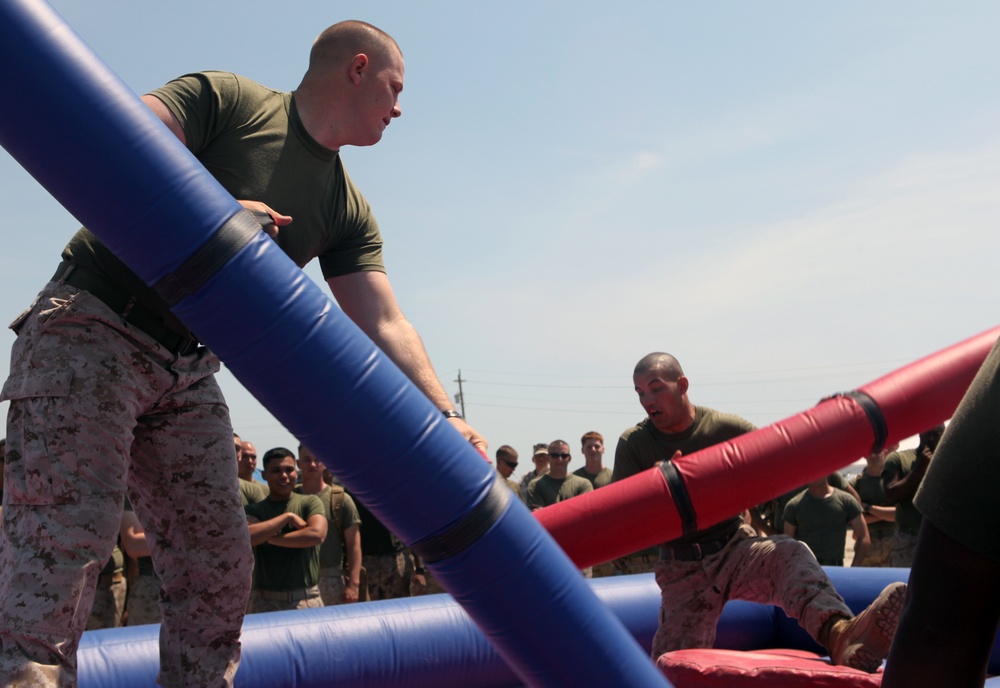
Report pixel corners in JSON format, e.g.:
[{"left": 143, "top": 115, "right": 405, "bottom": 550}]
[
  {"left": 884, "top": 465, "right": 928, "bottom": 503},
  {"left": 369, "top": 316, "right": 451, "bottom": 409},
  {"left": 372, "top": 317, "right": 488, "bottom": 453},
  {"left": 851, "top": 516, "right": 871, "bottom": 566},
  {"left": 248, "top": 516, "right": 287, "bottom": 546},
  {"left": 345, "top": 529, "right": 362, "bottom": 588},
  {"left": 328, "top": 271, "right": 486, "bottom": 452},
  {"left": 270, "top": 529, "right": 324, "bottom": 548},
  {"left": 869, "top": 504, "right": 895, "bottom": 522},
  {"left": 852, "top": 539, "right": 872, "bottom": 567},
  {"left": 271, "top": 518, "right": 327, "bottom": 549}
]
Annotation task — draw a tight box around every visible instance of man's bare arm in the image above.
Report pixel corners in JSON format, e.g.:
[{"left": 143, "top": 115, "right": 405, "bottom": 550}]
[
  {"left": 120, "top": 510, "right": 151, "bottom": 559},
  {"left": 141, "top": 94, "right": 186, "bottom": 144},
  {"left": 343, "top": 524, "right": 362, "bottom": 603},
  {"left": 850, "top": 513, "right": 871, "bottom": 567},
  {"left": 883, "top": 449, "right": 932, "bottom": 503},
  {"left": 247, "top": 512, "right": 306, "bottom": 546},
  {"left": 328, "top": 270, "right": 487, "bottom": 453}
]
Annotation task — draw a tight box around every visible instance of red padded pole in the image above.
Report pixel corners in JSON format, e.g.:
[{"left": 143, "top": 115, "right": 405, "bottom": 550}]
[
  {"left": 532, "top": 462, "right": 681, "bottom": 570},
  {"left": 860, "top": 326, "right": 1000, "bottom": 443},
  {"left": 537, "top": 326, "right": 1000, "bottom": 569}
]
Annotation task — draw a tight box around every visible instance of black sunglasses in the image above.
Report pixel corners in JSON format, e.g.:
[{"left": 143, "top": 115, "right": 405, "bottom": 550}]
[
  {"left": 500, "top": 459, "right": 518, "bottom": 468},
  {"left": 549, "top": 452, "right": 571, "bottom": 459}
]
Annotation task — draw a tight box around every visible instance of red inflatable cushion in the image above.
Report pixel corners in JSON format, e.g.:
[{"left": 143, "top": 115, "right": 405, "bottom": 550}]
[{"left": 657, "top": 648, "right": 883, "bottom": 688}]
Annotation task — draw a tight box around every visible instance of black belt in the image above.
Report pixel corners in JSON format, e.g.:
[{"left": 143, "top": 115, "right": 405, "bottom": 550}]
[
  {"left": 54, "top": 261, "right": 200, "bottom": 356},
  {"left": 660, "top": 532, "right": 734, "bottom": 562}
]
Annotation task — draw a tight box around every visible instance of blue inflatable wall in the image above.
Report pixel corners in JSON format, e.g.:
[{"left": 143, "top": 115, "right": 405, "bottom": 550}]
[{"left": 74, "top": 569, "right": 959, "bottom": 687}]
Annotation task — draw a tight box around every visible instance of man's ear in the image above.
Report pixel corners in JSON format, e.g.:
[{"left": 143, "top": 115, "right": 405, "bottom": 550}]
[
  {"left": 349, "top": 53, "right": 368, "bottom": 86},
  {"left": 677, "top": 376, "right": 689, "bottom": 395}
]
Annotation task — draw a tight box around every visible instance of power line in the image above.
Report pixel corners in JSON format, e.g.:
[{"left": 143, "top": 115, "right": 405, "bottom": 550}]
[{"left": 473, "top": 401, "right": 642, "bottom": 416}]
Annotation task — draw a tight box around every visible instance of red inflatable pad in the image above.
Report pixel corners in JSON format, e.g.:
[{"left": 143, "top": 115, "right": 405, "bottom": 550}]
[{"left": 657, "top": 648, "right": 883, "bottom": 688}]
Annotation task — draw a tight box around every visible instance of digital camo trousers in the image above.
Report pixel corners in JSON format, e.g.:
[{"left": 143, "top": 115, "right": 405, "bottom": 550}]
[
  {"left": 0, "top": 283, "right": 254, "bottom": 687},
  {"left": 651, "top": 525, "right": 853, "bottom": 658},
  {"left": 889, "top": 530, "right": 919, "bottom": 568},
  {"left": 855, "top": 532, "right": 893, "bottom": 568},
  {"left": 362, "top": 553, "right": 409, "bottom": 601},
  {"left": 318, "top": 567, "right": 348, "bottom": 606}
]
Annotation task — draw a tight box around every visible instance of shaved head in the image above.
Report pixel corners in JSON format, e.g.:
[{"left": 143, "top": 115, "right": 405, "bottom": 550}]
[
  {"left": 308, "top": 20, "right": 401, "bottom": 73},
  {"left": 632, "top": 352, "right": 694, "bottom": 433},
  {"left": 295, "top": 19, "right": 405, "bottom": 150},
  {"left": 634, "top": 352, "right": 684, "bottom": 380}
]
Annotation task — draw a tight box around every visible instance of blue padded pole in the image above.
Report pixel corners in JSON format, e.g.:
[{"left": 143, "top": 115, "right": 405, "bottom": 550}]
[{"left": 0, "top": 1, "right": 670, "bottom": 686}]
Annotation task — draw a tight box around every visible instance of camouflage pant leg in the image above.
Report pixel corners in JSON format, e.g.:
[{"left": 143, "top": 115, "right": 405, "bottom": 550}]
[
  {"left": 615, "top": 550, "right": 659, "bottom": 575},
  {"left": 318, "top": 568, "right": 346, "bottom": 606},
  {"left": 650, "top": 526, "right": 852, "bottom": 658},
  {"left": 722, "top": 526, "right": 851, "bottom": 643},
  {"left": 0, "top": 284, "right": 250, "bottom": 688},
  {"left": 856, "top": 535, "right": 893, "bottom": 567},
  {"left": 0, "top": 499, "right": 125, "bottom": 688},
  {"left": 889, "top": 531, "right": 918, "bottom": 567},
  {"left": 362, "top": 553, "right": 408, "bottom": 600},
  {"left": 248, "top": 595, "right": 324, "bottom": 614},
  {"left": 126, "top": 365, "right": 253, "bottom": 688},
  {"left": 0, "top": 285, "right": 152, "bottom": 687},
  {"left": 125, "top": 574, "right": 163, "bottom": 627},
  {"left": 85, "top": 577, "right": 126, "bottom": 630},
  {"left": 651, "top": 558, "right": 726, "bottom": 658}
]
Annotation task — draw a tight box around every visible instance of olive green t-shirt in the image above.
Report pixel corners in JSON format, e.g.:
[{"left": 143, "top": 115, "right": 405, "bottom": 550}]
[
  {"left": 850, "top": 471, "right": 894, "bottom": 538},
  {"left": 573, "top": 466, "right": 612, "bottom": 489},
  {"left": 245, "top": 493, "right": 325, "bottom": 591},
  {"left": 783, "top": 487, "right": 862, "bottom": 565},
  {"left": 614, "top": 407, "right": 756, "bottom": 548},
  {"left": 526, "top": 474, "right": 593, "bottom": 510},
  {"left": 239, "top": 478, "right": 269, "bottom": 507},
  {"left": 295, "top": 484, "right": 361, "bottom": 570},
  {"left": 757, "top": 473, "right": 851, "bottom": 535},
  {"left": 504, "top": 477, "right": 523, "bottom": 500},
  {"left": 62, "top": 71, "right": 384, "bottom": 336},
  {"left": 883, "top": 449, "right": 922, "bottom": 535}
]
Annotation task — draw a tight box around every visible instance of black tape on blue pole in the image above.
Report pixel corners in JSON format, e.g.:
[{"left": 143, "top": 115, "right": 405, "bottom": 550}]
[
  {"left": 153, "top": 210, "right": 268, "bottom": 307},
  {"left": 411, "top": 477, "right": 512, "bottom": 564}
]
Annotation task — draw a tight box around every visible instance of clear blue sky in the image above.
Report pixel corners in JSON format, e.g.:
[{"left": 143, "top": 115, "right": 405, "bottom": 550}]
[{"left": 2, "top": 2, "right": 996, "bottom": 482}]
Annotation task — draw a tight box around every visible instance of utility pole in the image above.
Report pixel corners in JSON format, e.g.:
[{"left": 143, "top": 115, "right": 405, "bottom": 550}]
[{"left": 454, "top": 370, "right": 467, "bottom": 419}]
